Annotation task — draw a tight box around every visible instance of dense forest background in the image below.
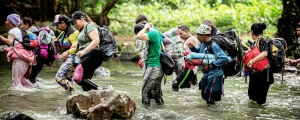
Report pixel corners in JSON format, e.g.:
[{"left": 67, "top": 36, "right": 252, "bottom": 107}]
[{"left": 0, "top": 0, "right": 300, "bottom": 57}]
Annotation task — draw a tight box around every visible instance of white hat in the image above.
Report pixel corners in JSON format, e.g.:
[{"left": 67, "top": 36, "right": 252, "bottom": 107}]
[{"left": 195, "top": 24, "right": 211, "bottom": 35}]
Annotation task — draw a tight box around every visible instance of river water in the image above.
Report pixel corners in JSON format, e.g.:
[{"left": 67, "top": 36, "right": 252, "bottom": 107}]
[{"left": 0, "top": 52, "right": 299, "bottom": 120}]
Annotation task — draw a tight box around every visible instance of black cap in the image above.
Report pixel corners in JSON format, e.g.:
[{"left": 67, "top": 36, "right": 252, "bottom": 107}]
[
  {"left": 69, "top": 11, "right": 86, "bottom": 23},
  {"left": 51, "top": 14, "right": 70, "bottom": 26}
]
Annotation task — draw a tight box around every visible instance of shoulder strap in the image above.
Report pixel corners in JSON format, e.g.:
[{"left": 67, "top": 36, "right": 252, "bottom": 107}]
[
  {"left": 255, "top": 37, "right": 262, "bottom": 47},
  {"left": 84, "top": 23, "right": 91, "bottom": 40},
  {"left": 85, "top": 23, "right": 103, "bottom": 43},
  {"left": 14, "top": 28, "right": 24, "bottom": 44},
  {"left": 207, "top": 40, "right": 214, "bottom": 54}
]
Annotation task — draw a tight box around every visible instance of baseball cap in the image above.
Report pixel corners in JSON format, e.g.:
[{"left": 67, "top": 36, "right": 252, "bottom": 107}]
[
  {"left": 69, "top": 11, "right": 86, "bottom": 22},
  {"left": 51, "top": 14, "right": 70, "bottom": 26}
]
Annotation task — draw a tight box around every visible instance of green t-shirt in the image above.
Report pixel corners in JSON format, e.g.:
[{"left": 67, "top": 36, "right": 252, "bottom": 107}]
[
  {"left": 77, "top": 23, "right": 98, "bottom": 50},
  {"left": 146, "top": 30, "right": 162, "bottom": 67}
]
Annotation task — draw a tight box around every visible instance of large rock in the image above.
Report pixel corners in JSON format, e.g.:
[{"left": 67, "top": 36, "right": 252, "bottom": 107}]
[
  {"left": 0, "top": 111, "right": 33, "bottom": 120},
  {"left": 66, "top": 90, "right": 136, "bottom": 119},
  {"left": 118, "top": 43, "right": 139, "bottom": 61}
]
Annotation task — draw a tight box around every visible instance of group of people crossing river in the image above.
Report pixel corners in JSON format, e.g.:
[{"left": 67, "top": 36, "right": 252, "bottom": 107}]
[{"left": 0, "top": 12, "right": 299, "bottom": 107}]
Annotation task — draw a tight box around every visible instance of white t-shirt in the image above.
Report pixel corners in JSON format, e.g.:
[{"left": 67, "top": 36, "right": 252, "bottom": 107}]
[{"left": 9, "top": 28, "right": 22, "bottom": 46}]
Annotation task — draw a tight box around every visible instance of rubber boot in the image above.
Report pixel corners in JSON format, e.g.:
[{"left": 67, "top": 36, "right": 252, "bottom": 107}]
[
  {"left": 142, "top": 94, "right": 150, "bottom": 106},
  {"left": 77, "top": 79, "right": 99, "bottom": 91}
]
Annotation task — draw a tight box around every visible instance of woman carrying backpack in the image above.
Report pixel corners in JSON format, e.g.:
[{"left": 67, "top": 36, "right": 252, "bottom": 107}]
[
  {"left": 19, "top": 17, "right": 41, "bottom": 84},
  {"left": 0, "top": 14, "right": 36, "bottom": 88},
  {"left": 20, "top": 17, "right": 38, "bottom": 35},
  {"left": 69, "top": 11, "right": 107, "bottom": 91},
  {"left": 51, "top": 14, "right": 79, "bottom": 94},
  {"left": 245, "top": 23, "right": 274, "bottom": 106}
]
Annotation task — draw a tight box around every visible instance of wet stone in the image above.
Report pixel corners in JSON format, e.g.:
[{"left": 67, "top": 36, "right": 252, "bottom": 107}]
[
  {"left": 0, "top": 111, "right": 34, "bottom": 120},
  {"left": 66, "top": 90, "right": 136, "bottom": 119}
]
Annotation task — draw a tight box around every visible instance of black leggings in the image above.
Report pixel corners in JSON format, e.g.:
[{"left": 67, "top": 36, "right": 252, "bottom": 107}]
[
  {"left": 81, "top": 49, "right": 103, "bottom": 79},
  {"left": 29, "top": 56, "right": 45, "bottom": 83},
  {"left": 73, "top": 49, "right": 103, "bottom": 90}
]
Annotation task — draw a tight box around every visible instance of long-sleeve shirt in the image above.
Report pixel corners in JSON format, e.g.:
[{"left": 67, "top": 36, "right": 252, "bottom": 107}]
[
  {"left": 191, "top": 41, "right": 228, "bottom": 77},
  {"left": 56, "top": 26, "right": 79, "bottom": 54}
]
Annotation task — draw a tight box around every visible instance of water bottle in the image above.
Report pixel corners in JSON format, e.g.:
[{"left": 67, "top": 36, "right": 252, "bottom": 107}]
[
  {"left": 74, "top": 54, "right": 81, "bottom": 64},
  {"left": 135, "top": 39, "right": 143, "bottom": 52}
]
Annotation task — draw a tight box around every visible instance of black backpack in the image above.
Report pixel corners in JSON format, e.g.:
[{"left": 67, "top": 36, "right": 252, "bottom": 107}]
[
  {"left": 14, "top": 29, "right": 38, "bottom": 50},
  {"left": 208, "top": 29, "right": 244, "bottom": 78},
  {"left": 85, "top": 24, "right": 118, "bottom": 61},
  {"left": 267, "top": 38, "right": 287, "bottom": 82},
  {"left": 160, "top": 52, "right": 175, "bottom": 76}
]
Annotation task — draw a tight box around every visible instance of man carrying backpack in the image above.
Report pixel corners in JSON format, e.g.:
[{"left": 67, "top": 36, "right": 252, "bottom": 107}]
[
  {"left": 52, "top": 14, "right": 79, "bottom": 94},
  {"left": 187, "top": 24, "right": 228, "bottom": 106},
  {"left": 172, "top": 25, "right": 200, "bottom": 91},
  {"left": 134, "top": 22, "right": 164, "bottom": 106}
]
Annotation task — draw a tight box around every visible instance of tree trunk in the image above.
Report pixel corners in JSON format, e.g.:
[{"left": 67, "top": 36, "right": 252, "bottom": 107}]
[
  {"left": 98, "top": 0, "right": 119, "bottom": 27},
  {"left": 277, "top": 0, "right": 300, "bottom": 58}
]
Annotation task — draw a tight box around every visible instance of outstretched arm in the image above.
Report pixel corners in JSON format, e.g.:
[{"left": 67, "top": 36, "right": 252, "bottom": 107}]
[{"left": 0, "top": 34, "right": 15, "bottom": 46}]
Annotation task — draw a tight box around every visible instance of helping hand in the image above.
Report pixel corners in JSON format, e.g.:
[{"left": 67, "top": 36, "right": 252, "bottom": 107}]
[
  {"left": 187, "top": 40, "right": 196, "bottom": 48},
  {"left": 77, "top": 50, "right": 87, "bottom": 58},
  {"left": 286, "top": 58, "right": 299, "bottom": 66},
  {"left": 61, "top": 51, "right": 69, "bottom": 61}
]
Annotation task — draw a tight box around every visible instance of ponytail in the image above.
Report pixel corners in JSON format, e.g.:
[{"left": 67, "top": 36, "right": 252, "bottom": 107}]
[{"left": 85, "top": 15, "right": 99, "bottom": 27}]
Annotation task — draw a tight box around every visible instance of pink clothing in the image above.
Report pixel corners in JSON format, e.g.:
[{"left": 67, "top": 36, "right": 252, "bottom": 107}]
[
  {"left": 73, "top": 64, "right": 84, "bottom": 83},
  {"left": 5, "top": 43, "right": 36, "bottom": 66},
  {"left": 5, "top": 43, "right": 36, "bottom": 87},
  {"left": 12, "top": 59, "right": 35, "bottom": 87}
]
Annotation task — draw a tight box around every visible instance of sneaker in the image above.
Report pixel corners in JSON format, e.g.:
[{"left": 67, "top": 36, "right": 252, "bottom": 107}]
[{"left": 98, "top": 85, "right": 113, "bottom": 90}]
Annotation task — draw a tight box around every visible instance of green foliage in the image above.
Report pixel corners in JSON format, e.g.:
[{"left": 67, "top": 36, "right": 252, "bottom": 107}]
[{"left": 97, "top": 0, "right": 282, "bottom": 37}]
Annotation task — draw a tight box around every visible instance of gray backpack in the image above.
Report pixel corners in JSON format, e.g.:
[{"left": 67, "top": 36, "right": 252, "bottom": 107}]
[{"left": 85, "top": 24, "right": 118, "bottom": 61}]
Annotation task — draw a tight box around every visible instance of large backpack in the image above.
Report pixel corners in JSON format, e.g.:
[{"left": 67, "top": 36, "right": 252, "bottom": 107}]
[
  {"left": 38, "top": 28, "right": 58, "bottom": 66},
  {"left": 160, "top": 52, "right": 175, "bottom": 76},
  {"left": 208, "top": 28, "right": 244, "bottom": 78},
  {"left": 15, "top": 29, "right": 38, "bottom": 50},
  {"left": 267, "top": 38, "right": 287, "bottom": 82},
  {"left": 85, "top": 24, "right": 118, "bottom": 61}
]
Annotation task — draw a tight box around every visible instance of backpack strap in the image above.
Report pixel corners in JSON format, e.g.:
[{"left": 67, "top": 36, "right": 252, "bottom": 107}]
[
  {"left": 84, "top": 23, "right": 103, "bottom": 43},
  {"left": 13, "top": 28, "right": 24, "bottom": 47},
  {"left": 84, "top": 23, "right": 92, "bottom": 41},
  {"left": 207, "top": 40, "right": 214, "bottom": 54}
]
